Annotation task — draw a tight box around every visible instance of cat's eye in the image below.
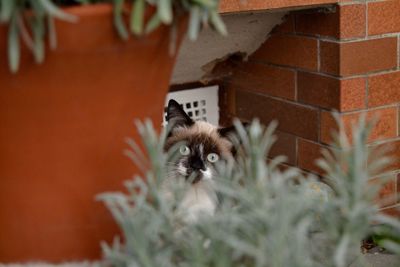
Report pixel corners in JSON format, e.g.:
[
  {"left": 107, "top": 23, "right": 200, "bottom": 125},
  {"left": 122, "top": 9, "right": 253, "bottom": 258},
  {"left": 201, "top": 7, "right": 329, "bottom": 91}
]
[
  {"left": 179, "top": 145, "right": 190, "bottom": 156},
  {"left": 207, "top": 153, "right": 219, "bottom": 163}
]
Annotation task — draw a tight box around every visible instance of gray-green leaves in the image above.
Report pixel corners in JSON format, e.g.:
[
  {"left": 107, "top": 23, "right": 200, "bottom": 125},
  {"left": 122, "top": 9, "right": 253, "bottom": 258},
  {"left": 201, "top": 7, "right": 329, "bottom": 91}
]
[
  {"left": 1, "top": 0, "right": 78, "bottom": 73},
  {"left": 119, "top": 0, "right": 226, "bottom": 40},
  {"left": 0, "top": 0, "right": 14, "bottom": 22},
  {"left": 1, "top": 0, "right": 226, "bottom": 73},
  {"left": 100, "top": 117, "right": 400, "bottom": 267},
  {"left": 8, "top": 11, "right": 20, "bottom": 73},
  {"left": 38, "top": 0, "right": 77, "bottom": 22},
  {"left": 113, "top": 0, "right": 129, "bottom": 40},
  {"left": 131, "top": 0, "right": 145, "bottom": 35}
]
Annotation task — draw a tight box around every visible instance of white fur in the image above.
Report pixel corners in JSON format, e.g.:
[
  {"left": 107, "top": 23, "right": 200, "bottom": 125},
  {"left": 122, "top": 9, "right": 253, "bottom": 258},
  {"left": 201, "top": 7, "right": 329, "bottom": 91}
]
[
  {"left": 161, "top": 171, "right": 217, "bottom": 224},
  {"left": 177, "top": 180, "right": 217, "bottom": 224},
  {"left": 200, "top": 167, "right": 212, "bottom": 180},
  {"left": 164, "top": 120, "right": 230, "bottom": 224}
]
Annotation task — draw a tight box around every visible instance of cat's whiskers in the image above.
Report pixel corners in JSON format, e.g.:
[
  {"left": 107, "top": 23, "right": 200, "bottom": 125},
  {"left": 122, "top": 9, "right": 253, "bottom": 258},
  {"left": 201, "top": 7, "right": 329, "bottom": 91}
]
[{"left": 177, "top": 162, "right": 188, "bottom": 176}]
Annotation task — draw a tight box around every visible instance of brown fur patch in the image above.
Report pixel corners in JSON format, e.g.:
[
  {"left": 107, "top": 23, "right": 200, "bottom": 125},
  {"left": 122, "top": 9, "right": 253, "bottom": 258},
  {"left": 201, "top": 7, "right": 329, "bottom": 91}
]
[{"left": 165, "top": 121, "right": 233, "bottom": 159}]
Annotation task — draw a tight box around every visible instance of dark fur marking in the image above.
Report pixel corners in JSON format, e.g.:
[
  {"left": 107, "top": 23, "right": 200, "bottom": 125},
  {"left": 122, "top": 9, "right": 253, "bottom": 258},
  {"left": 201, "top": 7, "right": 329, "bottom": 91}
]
[
  {"left": 166, "top": 99, "right": 194, "bottom": 131},
  {"left": 165, "top": 133, "right": 222, "bottom": 156}
]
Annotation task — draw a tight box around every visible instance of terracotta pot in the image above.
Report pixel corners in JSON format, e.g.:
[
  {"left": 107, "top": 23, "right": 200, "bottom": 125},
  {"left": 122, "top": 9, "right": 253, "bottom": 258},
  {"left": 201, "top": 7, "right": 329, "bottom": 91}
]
[{"left": 0, "top": 4, "right": 184, "bottom": 262}]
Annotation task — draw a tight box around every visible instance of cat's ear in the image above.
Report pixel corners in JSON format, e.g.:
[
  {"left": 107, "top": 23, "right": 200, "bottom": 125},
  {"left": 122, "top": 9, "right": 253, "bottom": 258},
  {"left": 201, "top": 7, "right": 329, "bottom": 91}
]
[
  {"left": 218, "top": 126, "right": 237, "bottom": 140},
  {"left": 218, "top": 123, "right": 248, "bottom": 155},
  {"left": 166, "top": 99, "right": 194, "bottom": 129},
  {"left": 218, "top": 123, "right": 249, "bottom": 140}
]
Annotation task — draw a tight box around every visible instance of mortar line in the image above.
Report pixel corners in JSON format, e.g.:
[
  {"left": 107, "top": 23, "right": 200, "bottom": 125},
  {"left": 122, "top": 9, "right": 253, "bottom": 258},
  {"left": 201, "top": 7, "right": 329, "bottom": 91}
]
[
  {"left": 317, "top": 39, "right": 321, "bottom": 72},
  {"left": 398, "top": 34, "right": 400, "bottom": 69},
  {"left": 365, "top": 77, "right": 369, "bottom": 108},
  {"left": 252, "top": 59, "right": 399, "bottom": 80},
  {"left": 365, "top": 0, "right": 369, "bottom": 38},
  {"left": 294, "top": 71, "right": 298, "bottom": 101}
]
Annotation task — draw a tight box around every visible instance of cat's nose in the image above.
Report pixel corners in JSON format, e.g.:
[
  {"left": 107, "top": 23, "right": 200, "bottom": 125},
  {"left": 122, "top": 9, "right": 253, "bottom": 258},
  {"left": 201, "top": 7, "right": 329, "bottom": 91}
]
[{"left": 190, "top": 158, "right": 206, "bottom": 171}]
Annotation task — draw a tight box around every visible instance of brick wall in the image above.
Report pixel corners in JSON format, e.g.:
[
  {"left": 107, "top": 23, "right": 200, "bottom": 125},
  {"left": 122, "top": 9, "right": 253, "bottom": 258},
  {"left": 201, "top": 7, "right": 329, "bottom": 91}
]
[{"left": 224, "top": 0, "right": 400, "bottom": 215}]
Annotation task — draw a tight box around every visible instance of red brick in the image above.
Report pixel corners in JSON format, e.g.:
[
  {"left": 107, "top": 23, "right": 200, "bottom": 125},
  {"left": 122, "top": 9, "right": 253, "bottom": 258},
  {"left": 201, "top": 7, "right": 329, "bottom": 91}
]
[
  {"left": 297, "top": 139, "right": 327, "bottom": 174},
  {"left": 368, "top": 71, "right": 400, "bottom": 107},
  {"left": 381, "top": 205, "right": 400, "bottom": 217},
  {"left": 368, "top": 0, "right": 400, "bottom": 35},
  {"left": 297, "top": 72, "right": 365, "bottom": 111},
  {"left": 272, "top": 15, "right": 295, "bottom": 34},
  {"left": 398, "top": 173, "right": 400, "bottom": 204},
  {"left": 371, "top": 139, "right": 400, "bottom": 173},
  {"left": 295, "top": 9, "right": 339, "bottom": 37},
  {"left": 251, "top": 35, "right": 318, "bottom": 71},
  {"left": 236, "top": 90, "right": 319, "bottom": 141},
  {"left": 221, "top": 83, "right": 237, "bottom": 120},
  {"left": 299, "top": 138, "right": 400, "bottom": 183},
  {"left": 230, "top": 62, "right": 295, "bottom": 100},
  {"left": 339, "top": 4, "right": 366, "bottom": 39},
  {"left": 341, "top": 78, "right": 367, "bottom": 111},
  {"left": 365, "top": 142, "right": 399, "bottom": 183},
  {"left": 295, "top": 4, "right": 366, "bottom": 39},
  {"left": 320, "top": 108, "right": 398, "bottom": 144},
  {"left": 270, "top": 131, "right": 297, "bottom": 165},
  {"left": 320, "top": 41, "right": 340, "bottom": 74},
  {"left": 320, "top": 38, "right": 398, "bottom": 76},
  {"left": 298, "top": 72, "right": 340, "bottom": 109},
  {"left": 370, "top": 175, "right": 397, "bottom": 207}
]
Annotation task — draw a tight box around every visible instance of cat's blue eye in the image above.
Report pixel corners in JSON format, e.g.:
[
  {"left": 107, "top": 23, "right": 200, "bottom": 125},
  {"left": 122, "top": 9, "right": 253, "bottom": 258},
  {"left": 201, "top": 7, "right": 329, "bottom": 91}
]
[
  {"left": 179, "top": 145, "right": 190, "bottom": 156},
  {"left": 207, "top": 153, "right": 219, "bottom": 163}
]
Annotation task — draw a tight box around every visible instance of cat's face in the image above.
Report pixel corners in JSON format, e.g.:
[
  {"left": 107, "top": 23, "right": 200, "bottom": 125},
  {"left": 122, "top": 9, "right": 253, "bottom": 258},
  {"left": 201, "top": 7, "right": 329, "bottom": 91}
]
[{"left": 165, "top": 99, "right": 235, "bottom": 184}]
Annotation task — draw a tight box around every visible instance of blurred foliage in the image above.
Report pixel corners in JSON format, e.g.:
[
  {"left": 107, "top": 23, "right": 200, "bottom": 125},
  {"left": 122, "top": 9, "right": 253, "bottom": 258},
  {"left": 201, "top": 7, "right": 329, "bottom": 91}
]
[
  {"left": 99, "top": 117, "right": 400, "bottom": 267},
  {"left": 0, "top": 0, "right": 226, "bottom": 73},
  {"left": 371, "top": 224, "right": 400, "bottom": 252}
]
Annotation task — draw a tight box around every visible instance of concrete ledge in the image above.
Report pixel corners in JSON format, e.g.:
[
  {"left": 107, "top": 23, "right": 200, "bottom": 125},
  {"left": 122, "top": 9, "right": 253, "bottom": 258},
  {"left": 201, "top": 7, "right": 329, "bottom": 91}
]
[
  {"left": 2, "top": 254, "right": 400, "bottom": 267},
  {"left": 219, "top": 0, "right": 339, "bottom": 13},
  {"left": 350, "top": 254, "right": 400, "bottom": 267}
]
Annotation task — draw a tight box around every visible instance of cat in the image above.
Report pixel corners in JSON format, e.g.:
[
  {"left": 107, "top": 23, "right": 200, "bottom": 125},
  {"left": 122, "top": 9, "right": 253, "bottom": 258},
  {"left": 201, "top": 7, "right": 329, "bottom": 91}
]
[{"left": 162, "top": 99, "right": 237, "bottom": 224}]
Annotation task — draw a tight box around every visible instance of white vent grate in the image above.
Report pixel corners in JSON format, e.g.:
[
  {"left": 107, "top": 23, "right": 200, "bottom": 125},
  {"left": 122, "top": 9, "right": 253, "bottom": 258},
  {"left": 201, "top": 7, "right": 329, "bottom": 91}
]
[{"left": 163, "top": 85, "right": 219, "bottom": 126}]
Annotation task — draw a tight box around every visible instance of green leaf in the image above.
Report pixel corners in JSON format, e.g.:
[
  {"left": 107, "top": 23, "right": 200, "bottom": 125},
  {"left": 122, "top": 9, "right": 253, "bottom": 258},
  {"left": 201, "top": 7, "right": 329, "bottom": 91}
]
[
  {"left": 30, "top": 0, "right": 46, "bottom": 18},
  {"left": 144, "top": 13, "right": 161, "bottom": 34},
  {"left": 15, "top": 10, "right": 35, "bottom": 52},
  {"left": 38, "top": 0, "right": 77, "bottom": 23},
  {"left": 158, "top": 0, "right": 172, "bottom": 24},
  {"left": 7, "top": 11, "right": 20, "bottom": 73},
  {"left": 98, "top": 116, "right": 394, "bottom": 267},
  {"left": 75, "top": 0, "right": 91, "bottom": 4},
  {"left": 31, "top": 17, "right": 45, "bottom": 64},
  {"left": 210, "top": 10, "right": 227, "bottom": 36},
  {"left": 188, "top": 6, "right": 200, "bottom": 41},
  {"left": 0, "top": 0, "right": 14, "bottom": 22},
  {"left": 130, "top": 0, "right": 145, "bottom": 35},
  {"left": 113, "top": 0, "right": 129, "bottom": 40},
  {"left": 192, "top": 0, "right": 217, "bottom": 9}
]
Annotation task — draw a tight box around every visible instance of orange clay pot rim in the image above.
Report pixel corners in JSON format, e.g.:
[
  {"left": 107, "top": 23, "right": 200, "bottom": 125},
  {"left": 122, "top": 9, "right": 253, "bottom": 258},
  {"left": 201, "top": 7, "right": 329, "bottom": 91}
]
[
  {"left": 63, "top": 0, "right": 340, "bottom": 16},
  {"left": 58, "top": 3, "right": 114, "bottom": 18}
]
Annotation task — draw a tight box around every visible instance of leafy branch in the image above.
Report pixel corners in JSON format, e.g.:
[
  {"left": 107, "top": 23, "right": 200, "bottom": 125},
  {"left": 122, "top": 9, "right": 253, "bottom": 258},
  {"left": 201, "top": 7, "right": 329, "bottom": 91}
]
[
  {"left": 0, "top": 0, "right": 226, "bottom": 73},
  {"left": 99, "top": 117, "right": 400, "bottom": 267}
]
